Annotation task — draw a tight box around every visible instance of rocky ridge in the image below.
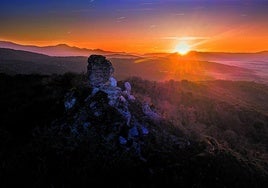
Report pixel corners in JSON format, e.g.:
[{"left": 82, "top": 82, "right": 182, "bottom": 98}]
[{"left": 61, "top": 55, "right": 168, "bottom": 158}]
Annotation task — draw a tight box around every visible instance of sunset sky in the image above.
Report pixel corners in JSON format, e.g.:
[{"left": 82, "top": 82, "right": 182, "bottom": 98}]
[{"left": 1, "top": 0, "right": 268, "bottom": 53}]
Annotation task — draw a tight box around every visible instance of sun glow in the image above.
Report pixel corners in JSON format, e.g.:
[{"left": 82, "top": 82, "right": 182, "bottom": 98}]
[{"left": 175, "top": 42, "right": 191, "bottom": 55}]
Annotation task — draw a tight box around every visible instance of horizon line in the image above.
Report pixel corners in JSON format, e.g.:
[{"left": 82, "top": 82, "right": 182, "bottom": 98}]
[{"left": 0, "top": 40, "right": 267, "bottom": 55}]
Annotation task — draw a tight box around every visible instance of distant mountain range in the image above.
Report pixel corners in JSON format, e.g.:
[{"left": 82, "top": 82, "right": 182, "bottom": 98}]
[
  {"left": 0, "top": 48, "right": 87, "bottom": 75},
  {"left": 1, "top": 40, "right": 268, "bottom": 59},
  {"left": 1, "top": 40, "right": 268, "bottom": 83},
  {"left": 0, "top": 41, "right": 138, "bottom": 58},
  {"left": 144, "top": 50, "right": 268, "bottom": 62}
]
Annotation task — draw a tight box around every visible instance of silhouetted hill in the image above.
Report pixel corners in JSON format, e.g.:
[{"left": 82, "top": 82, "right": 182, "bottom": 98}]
[
  {"left": 0, "top": 73, "right": 267, "bottom": 187},
  {"left": 0, "top": 48, "right": 87, "bottom": 74},
  {"left": 185, "top": 51, "right": 268, "bottom": 62},
  {"left": 0, "top": 41, "right": 129, "bottom": 57},
  {"left": 1, "top": 48, "right": 264, "bottom": 83},
  {"left": 2, "top": 40, "right": 267, "bottom": 61},
  {"left": 144, "top": 51, "right": 268, "bottom": 60},
  {"left": 110, "top": 56, "right": 259, "bottom": 82}
]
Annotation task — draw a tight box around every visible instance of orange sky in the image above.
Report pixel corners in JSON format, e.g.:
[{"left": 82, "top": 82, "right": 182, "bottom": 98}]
[{"left": 1, "top": 0, "right": 268, "bottom": 53}]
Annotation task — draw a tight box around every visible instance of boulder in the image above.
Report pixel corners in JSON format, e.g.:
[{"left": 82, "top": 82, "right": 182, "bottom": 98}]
[
  {"left": 122, "top": 82, "right": 135, "bottom": 101},
  {"left": 142, "top": 103, "right": 160, "bottom": 120},
  {"left": 64, "top": 91, "right": 76, "bottom": 110},
  {"left": 101, "top": 85, "right": 122, "bottom": 106},
  {"left": 109, "top": 76, "right": 117, "bottom": 87},
  {"left": 124, "top": 82, "right": 131, "bottom": 94},
  {"left": 87, "top": 55, "right": 114, "bottom": 87}
]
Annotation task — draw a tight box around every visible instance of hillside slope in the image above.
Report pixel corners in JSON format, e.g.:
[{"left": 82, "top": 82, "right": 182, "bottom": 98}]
[
  {"left": 0, "top": 73, "right": 267, "bottom": 187},
  {"left": 1, "top": 48, "right": 262, "bottom": 83}
]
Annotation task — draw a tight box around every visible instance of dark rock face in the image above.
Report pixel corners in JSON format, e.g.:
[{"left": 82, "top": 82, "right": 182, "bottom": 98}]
[{"left": 87, "top": 55, "right": 114, "bottom": 87}]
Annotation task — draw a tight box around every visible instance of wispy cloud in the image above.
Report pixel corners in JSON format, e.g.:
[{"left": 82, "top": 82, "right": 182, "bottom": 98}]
[
  {"left": 116, "top": 16, "right": 126, "bottom": 22},
  {"left": 117, "top": 16, "right": 126, "bottom": 20},
  {"left": 71, "top": 9, "right": 92, "bottom": 13},
  {"left": 162, "top": 36, "right": 210, "bottom": 41},
  {"left": 116, "top": 8, "right": 154, "bottom": 12},
  {"left": 173, "top": 13, "right": 185, "bottom": 16},
  {"left": 141, "top": 2, "right": 153, "bottom": 5},
  {"left": 193, "top": 6, "right": 205, "bottom": 10}
]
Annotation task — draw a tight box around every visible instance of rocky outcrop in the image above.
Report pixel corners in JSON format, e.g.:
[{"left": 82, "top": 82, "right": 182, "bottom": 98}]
[
  {"left": 87, "top": 55, "right": 114, "bottom": 87},
  {"left": 61, "top": 55, "right": 159, "bottom": 158},
  {"left": 59, "top": 55, "right": 192, "bottom": 162}
]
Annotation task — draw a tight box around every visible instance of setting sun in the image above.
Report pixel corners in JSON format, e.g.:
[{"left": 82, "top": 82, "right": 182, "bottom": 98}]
[{"left": 175, "top": 42, "right": 191, "bottom": 55}]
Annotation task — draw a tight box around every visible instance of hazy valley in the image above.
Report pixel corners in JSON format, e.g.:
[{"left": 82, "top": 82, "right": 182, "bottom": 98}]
[{"left": 1, "top": 41, "right": 268, "bottom": 84}]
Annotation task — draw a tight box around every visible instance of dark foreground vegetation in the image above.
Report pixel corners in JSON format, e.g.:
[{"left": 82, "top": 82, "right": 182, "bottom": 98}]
[{"left": 0, "top": 73, "right": 267, "bottom": 187}]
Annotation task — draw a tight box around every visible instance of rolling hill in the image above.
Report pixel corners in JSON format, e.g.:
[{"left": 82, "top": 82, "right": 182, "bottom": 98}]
[
  {"left": 0, "top": 41, "right": 134, "bottom": 57},
  {"left": 0, "top": 73, "right": 267, "bottom": 187},
  {"left": 1, "top": 48, "right": 263, "bottom": 83}
]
